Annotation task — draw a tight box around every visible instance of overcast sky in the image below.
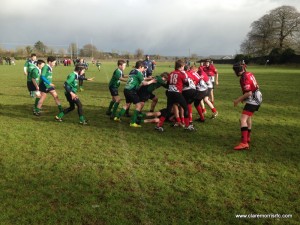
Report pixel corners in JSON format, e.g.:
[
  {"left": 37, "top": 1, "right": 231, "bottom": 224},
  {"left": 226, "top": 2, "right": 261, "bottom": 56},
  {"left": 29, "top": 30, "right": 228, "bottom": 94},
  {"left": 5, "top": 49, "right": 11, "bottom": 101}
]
[{"left": 0, "top": 0, "right": 299, "bottom": 57}]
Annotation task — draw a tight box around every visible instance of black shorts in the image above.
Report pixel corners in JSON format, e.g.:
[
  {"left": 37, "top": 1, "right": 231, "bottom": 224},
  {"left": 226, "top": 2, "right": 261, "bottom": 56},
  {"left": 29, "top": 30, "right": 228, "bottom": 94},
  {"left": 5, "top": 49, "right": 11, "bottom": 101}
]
[
  {"left": 207, "top": 88, "right": 213, "bottom": 96},
  {"left": 244, "top": 103, "right": 260, "bottom": 112},
  {"left": 124, "top": 89, "right": 140, "bottom": 104},
  {"left": 27, "top": 81, "right": 37, "bottom": 92},
  {"left": 109, "top": 87, "right": 119, "bottom": 97},
  {"left": 39, "top": 82, "right": 55, "bottom": 93},
  {"left": 138, "top": 86, "right": 155, "bottom": 102},
  {"left": 194, "top": 90, "right": 208, "bottom": 101},
  {"left": 182, "top": 89, "right": 197, "bottom": 104}
]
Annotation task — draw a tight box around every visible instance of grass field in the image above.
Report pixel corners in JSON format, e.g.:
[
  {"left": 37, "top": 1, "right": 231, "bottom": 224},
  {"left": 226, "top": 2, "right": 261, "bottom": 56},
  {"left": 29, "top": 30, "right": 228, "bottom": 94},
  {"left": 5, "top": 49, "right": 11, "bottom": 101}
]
[{"left": 0, "top": 61, "right": 299, "bottom": 225}]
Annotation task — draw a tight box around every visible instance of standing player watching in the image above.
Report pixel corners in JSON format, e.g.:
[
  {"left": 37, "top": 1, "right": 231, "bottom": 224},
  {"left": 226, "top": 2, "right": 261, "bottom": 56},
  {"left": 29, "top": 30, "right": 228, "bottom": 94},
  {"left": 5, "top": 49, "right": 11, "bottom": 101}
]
[
  {"left": 114, "top": 61, "right": 156, "bottom": 127},
  {"left": 27, "top": 60, "right": 45, "bottom": 113},
  {"left": 24, "top": 53, "right": 37, "bottom": 97},
  {"left": 203, "top": 59, "right": 219, "bottom": 104},
  {"left": 34, "top": 56, "right": 63, "bottom": 116},
  {"left": 232, "top": 62, "right": 262, "bottom": 150},
  {"left": 143, "top": 55, "right": 156, "bottom": 77},
  {"left": 55, "top": 65, "right": 94, "bottom": 124},
  {"left": 106, "top": 60, "right": 127, "bottom": 119}
]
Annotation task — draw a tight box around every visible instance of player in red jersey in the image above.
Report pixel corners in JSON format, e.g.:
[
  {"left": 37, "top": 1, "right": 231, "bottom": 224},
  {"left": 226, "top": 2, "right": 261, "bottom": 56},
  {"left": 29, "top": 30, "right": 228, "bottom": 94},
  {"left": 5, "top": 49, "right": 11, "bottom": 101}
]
[
  {"left": 203, "top": 59, "right": 219, "bottom": 105},
  {"left": 156, "top": 59, "right": 194, "bottom": 132},
  {"left": 232, "top": 62, "right": 262, "bottom": 150}
]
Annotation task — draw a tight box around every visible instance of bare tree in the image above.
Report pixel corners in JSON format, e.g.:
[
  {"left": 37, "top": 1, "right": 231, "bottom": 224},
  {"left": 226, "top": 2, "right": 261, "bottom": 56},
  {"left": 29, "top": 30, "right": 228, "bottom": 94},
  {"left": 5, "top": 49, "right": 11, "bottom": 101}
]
[
  {"left": 240, "top": 5, "right": 300, "bottom": 56},
  {"left": 135, "top": 48, "right": 144, "bottom": 59},
  {"left": 270, "top": 5, "right": 300, "bottom": 49}
]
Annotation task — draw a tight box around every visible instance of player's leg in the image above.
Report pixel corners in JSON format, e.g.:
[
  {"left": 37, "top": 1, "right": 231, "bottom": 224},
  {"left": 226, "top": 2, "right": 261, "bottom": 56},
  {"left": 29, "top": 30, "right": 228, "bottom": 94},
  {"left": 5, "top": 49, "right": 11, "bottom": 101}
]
[
  {"left": 150, "top": 95, "right": 158, "bottom": 112},
  {"left": 35, "top": 92, "right": 47, "bottom": 115},
  {"left": 234, "top": 113, "right": 250, "bottom": 150},
  {"left": 111, "top": 95, "right": 121, "bottom": 118},
  {"left": 49, "top": 90, "right": 63, "bottom": 113},
  {"left": 204, "top": 96, "right": 218, "bottom": 119},
  {"left": 247, "top": 116, "right": 252, "bottom": 143}
]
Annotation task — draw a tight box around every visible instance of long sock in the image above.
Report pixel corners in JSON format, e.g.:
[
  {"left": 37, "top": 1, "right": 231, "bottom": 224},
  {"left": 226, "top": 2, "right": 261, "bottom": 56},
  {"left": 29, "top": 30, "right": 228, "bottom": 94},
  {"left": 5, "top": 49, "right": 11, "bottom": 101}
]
[
  {"left": 125, "top": 108, "right": 130, "bottom": 115},
  {"left": 111, "top": 102, "right": 119, "bottom": 116},
  {"left": 196, "top": 106, "right": 205, "bottom": 120},
  {"left": 34, "top": 98, "right": 40, "bottom": 108},
  {"left": 158, "top": 116, "right": 166, "bottom": 127},
  {"left": 107, "top": 101, "right": 115, "bottom": 112},
  {"left": 58, "top": 105, "right": 63, "bottom": 112},
  {"left": 58, "top": 111, "right": 64, "bottom": 118},
  {"left": 188, "top": 104, "right": 193, "bottom": 122},
  {"left": 211, "top": 108, "right": 217, "bottom": 113},
  {"left": 79, "top": 115, "right": 85, "bottom": 122},
  {"left": 184, "top": 118, "right": 190, "bottom": 127},
  {"left": 117, "top": 108, "right": 126, "bottom": 118},
  {"left": 131, "top": 110, "right": 139, "bottom": 124},
  {"left": 241, "top": 127, "right": 248, "bottom": 144},
  {"left": 176, "top": 117, "right": 181, "bottom": 123}
]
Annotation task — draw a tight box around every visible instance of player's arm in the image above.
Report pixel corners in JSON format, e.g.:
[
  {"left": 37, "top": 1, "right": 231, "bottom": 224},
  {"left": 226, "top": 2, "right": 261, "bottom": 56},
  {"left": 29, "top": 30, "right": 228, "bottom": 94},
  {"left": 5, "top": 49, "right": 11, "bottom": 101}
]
[
  {"left": 141, "top": 78, "right": 157, "bottom": 86},
  {"left": 215, "top": 70, "right": 219, "bottom": 86},
  {"left": 24, "top": 67, "right": 28, "bottom": 76},
  {"left": 40, "top": 75, "right": 55, "bottom": 87},
  {"left": 234, "top": 91, "right": 252, "bottom": 107},
  {"left": 64, "top": 81, "right": 78, "bottom": 100}
]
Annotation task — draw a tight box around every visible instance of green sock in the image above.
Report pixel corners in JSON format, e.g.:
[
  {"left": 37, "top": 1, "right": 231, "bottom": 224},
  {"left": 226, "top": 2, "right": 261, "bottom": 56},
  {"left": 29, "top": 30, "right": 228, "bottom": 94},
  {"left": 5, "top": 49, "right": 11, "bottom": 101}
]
[
  {"left": 107, "top": 101, "right": 115, "bottom": 112},
  {"left": 111, "top": 102, "right": 119, "bottom": 116},
  {"left": 35, "top": 107, "right": 40, "bottom": 112},
  {"left": 58, "top": 111, "right": 64, "bottom": 118},
  {"left": 79, "top": 115, "right": 85, "bottom": 122},
  {"left": 117, "top": 108, "right": 126, "bottom": 118},
  {"left": 34, "top": 98, "right": 40, "bottom": 108},
  {"left": 58, "top": 105, "right": 63, "bottom": 112},
  {"left": 131, "top": 110, "right": 139, "bottom": 124}
]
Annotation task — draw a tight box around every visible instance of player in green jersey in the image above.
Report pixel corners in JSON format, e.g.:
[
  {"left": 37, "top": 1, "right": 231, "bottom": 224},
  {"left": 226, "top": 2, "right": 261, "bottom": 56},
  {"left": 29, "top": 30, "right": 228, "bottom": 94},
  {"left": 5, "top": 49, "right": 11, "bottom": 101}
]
[
  {"left": 138, "top": 72, "right": 169, "bottom": 112},
  {"left": 27, "top": 60, "right": 45, "bottom": 113},
  {"left": 55, "top": 65, "right": 94, "bottom": 124},
  {"left": 114, "top": 61, "right": 157, "bottom": 127},
  {"left": 34, "top": 56, "right": 63, "bottom": 116},
  {"left": 24, "top": 53, "right": 37, "bottom": 97},
  {"left": 106, "top": 60, "right": 127, "bottom": 119}
]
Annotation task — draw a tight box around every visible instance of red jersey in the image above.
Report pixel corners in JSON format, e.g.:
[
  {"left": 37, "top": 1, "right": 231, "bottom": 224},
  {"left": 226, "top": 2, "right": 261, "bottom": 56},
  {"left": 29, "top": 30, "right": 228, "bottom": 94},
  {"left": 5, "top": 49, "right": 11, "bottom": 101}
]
[
  {"left": 187, "top": 70, "right": 200, "bottom": 85},
  {"left": 203, "top": 64, "right": 217, "bottom": 77},
  {"left": 168, "top": 70, "right": 188, "bottom": 93},
  {"left": 240, "top": 72, "right": 259, "bottom": 94}
]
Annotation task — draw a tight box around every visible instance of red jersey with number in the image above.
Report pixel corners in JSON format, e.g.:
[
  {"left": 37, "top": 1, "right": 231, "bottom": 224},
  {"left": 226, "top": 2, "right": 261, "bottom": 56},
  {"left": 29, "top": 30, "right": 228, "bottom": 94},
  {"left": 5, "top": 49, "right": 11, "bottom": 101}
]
[
  {"left": 240, "top": 72, "right": 259, "bottom": 93},
  {"left": 168, "top": 70, "right": 188, "bottom": 93},
  {"left": 203, "top": 64, "right": 217, "bottom": 76}
]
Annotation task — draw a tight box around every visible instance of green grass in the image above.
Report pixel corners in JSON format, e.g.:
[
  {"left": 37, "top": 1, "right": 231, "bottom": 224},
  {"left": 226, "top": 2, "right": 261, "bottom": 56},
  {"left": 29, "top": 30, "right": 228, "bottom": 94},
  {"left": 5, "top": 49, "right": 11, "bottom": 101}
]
[{"left": 0, "top": 61, "right": 299, "bottom": 225}]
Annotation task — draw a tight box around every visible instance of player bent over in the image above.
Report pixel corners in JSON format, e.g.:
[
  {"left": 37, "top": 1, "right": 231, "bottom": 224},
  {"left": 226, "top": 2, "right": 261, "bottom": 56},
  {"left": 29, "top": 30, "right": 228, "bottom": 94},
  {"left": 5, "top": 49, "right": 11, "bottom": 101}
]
[
  {"left": 232, "top": 62, "right": 262, "bottom": 150},
  {"left": 55, "top": 65, "right": 94, "bottom": 124}
]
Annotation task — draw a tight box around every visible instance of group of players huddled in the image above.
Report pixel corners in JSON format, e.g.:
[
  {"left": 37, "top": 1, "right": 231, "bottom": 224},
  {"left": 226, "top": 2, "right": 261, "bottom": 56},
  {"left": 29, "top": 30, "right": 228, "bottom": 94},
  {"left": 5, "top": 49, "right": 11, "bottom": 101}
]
[{"left": 25, "top": 54, "right": 262, "bottom": 150}]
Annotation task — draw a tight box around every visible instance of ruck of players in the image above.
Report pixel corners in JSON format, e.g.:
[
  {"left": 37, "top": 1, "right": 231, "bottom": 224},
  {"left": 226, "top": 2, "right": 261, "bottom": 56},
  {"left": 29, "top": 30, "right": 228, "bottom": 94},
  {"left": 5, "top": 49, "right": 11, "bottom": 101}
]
[{"left": 24, "top": 54, "right": 262, "bottom": 151}]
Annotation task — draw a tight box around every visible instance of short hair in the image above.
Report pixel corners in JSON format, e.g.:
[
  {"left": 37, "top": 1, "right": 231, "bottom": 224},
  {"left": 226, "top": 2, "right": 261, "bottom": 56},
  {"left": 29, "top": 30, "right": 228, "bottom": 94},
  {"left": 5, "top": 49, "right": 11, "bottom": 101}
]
[
  {"left": 117, "top": 59, "right": 126, "bottom": 66},
  {"left": 31, "top": 53, "right": 36, "bottom": 57},
  {"left": 75, "top": 64, "right": 86, "bottom": 72},
  {"left": 160, "top": 72, "right": 169, "bottom": 79},
  {"left": 37, "top": 59, "right": 45, "bottom": 65},
  {"left": 135, "top": 60, "right": 146, "bottom": 69},
  {"left": 175, "top": 59, "right": 185, "bottom": 70},
  {"left": 47, "top": 56, "right": 56, "bottom": 63}
]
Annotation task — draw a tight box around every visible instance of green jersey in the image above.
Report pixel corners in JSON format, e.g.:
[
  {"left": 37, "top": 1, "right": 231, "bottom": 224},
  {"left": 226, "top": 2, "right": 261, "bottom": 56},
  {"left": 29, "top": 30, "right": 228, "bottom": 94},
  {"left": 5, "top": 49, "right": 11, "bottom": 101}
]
[
  {"left": 147, "top": 76, "right": 167, "bottom": 92},
  {"left": 27, "top": 65, "right": 40, "bottom": 83},
  {"left": 24, "top": 59, "right": 36, "bottom": 74},
  {"left": 109, "top": 68, "right": 123, "bottom": 88},
  {"left": 64, "top": 72, "right": 80, "bottom": 94},
  {"left": 40, "top": 64, "right": 53, "bottom": 89},
  {"left": 125, "top": 69, "right": 144, "bottom": 90}
]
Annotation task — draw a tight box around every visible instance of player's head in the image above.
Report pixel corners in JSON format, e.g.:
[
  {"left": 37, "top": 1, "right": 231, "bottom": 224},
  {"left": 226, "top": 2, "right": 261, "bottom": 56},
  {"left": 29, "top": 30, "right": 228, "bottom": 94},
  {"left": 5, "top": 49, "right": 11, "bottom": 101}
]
[
  {"left": 117, "top": 59, "right": 126, "bottom": 70},
  {"left": 75, "top": 64, "right": 86, "bottom": 75},
  {"left": 160, "top": 72, "right": 169, "bottom": 80},
  {"left": 36, "top": 59, "right": 45, "bottom": 68},
  {"left": 31, "top": 53, "right": 37, "bottom": 60},
  {"left": 135, "top": 60, "right": 146, "bottom": 69},
  {"left": 145, "top": 55, "right": 150, "bottom": 60},
  {"left": 175, "top": 59, "right": 185, "bottom": 70},
  {"left": 205, "top": 59, "right": 211, "bottom": 67},
  {"left": 232, "top": 62, "right": 244, "bottom": 76},
  {"left": 47, "top": 56, "right": 56, "bottom": 67}
]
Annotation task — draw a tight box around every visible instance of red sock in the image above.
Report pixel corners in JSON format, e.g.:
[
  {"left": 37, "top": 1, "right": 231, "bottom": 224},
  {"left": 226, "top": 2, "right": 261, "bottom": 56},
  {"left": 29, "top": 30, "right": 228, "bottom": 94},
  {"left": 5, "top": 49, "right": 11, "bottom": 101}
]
[
  {"left": 211, "top": 108, "right": 217, "bottom": 113},
  {"left": 196, "top": 106, "right": 205, "bottom": 120},
  {"left": 158, "top": 116, "right": 166, "bottom": 127},
  {"left": 184, "top": 117, "right": 190, "bottom": 127},
  {"left": 248, "top": 129, "right": 251, "bottom": 142},
  {"left": 241, "top": 127, "right": 248, "bottom": 144},
  {"left": 176, "top": 117, "right": 181, "bottom": 123},
  {"left": 181, "top": 117, "right": 184, "bottom": 124}
]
